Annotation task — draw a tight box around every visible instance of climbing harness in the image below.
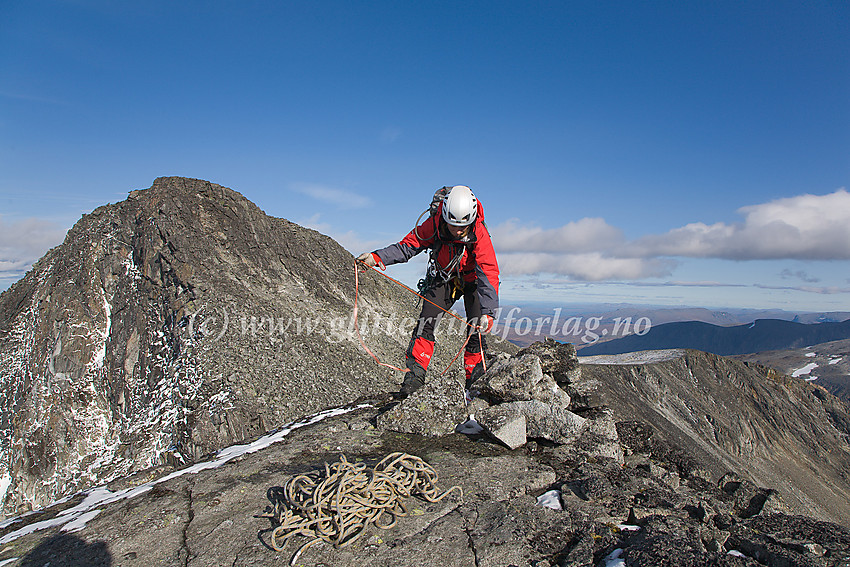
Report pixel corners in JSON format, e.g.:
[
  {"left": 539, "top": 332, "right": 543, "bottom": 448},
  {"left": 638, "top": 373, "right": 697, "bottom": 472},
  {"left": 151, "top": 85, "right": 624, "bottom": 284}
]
[
  {"left": 354, "top": 260, "right": 486, "bottom": 377},
  {"left": 266, "top": 452, "right": 462, "bottom": 565},
  {"left": 417, "top": 240, "right": 468, "bottom": 296}
]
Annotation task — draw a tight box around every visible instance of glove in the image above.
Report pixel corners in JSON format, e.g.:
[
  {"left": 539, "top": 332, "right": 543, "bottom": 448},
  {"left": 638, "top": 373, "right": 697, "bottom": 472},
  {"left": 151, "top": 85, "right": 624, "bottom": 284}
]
[
  {"left": 357, "top": 252, "right": 376, "bottom": 266},
  {"left": 357, "top": 252, "right": 382, "bottom": 270},
  {"left": 478, "top": 314, "right": 494, "bottom": 334}
]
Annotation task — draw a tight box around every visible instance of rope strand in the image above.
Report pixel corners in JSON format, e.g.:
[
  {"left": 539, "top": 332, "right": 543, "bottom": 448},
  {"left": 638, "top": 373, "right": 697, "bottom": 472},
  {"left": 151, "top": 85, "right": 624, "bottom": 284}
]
[
  {"left": 354, "top": 260, "right": 488, "bottom": 376},
  {"left": 356, "top": 259, "right": 472, "bottom": 328},
  {"left": 353, "top": 263, "right": 409, "bottom": 373}
]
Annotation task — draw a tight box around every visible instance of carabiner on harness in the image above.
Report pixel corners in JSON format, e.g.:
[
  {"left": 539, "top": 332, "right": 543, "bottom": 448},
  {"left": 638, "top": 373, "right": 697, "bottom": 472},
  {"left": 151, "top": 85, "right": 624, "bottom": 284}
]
[
  {"left": 449, "top": 275, "right": 464, "bottom": 302},
  {"left": 418, "top": 241, "right": 466, "bottom": 296}
]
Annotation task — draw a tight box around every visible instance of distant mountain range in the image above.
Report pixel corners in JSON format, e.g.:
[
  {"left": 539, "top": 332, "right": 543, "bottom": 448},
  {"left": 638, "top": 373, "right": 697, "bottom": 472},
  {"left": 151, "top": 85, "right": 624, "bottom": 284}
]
[
  {"left": 576, "top": 318, "right": 850, "bottom": 357},
  {"left": 497, "top": 303, "right": 850, "bottom": 347}
]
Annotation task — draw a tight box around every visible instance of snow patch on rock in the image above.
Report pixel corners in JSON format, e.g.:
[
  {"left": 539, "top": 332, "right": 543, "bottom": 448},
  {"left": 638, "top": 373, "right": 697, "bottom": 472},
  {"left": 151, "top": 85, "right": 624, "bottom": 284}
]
[{"left": 579, "top": 349, "right": 685, "bottom": 365}]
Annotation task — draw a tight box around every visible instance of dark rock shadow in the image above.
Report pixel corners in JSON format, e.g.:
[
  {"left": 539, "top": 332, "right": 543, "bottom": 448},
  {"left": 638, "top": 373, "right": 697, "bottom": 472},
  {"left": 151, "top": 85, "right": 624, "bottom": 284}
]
[
  {"left": 256, "top": 486, "right": 286, "bottom": 552},
  {"left": 18, "top": 533, "right": 112, "bottom": 566}
]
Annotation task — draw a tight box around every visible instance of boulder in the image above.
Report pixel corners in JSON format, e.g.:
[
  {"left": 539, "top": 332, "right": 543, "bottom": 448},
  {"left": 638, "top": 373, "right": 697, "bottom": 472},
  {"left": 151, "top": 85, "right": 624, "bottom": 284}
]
[
  {"left": 573, "top": 407, "right": 625, "bottom": 464},
  {"left": 475, "top": 405, "right": 527, "bottom": 449},
  {"left": 479, "top": 353, "right": 571, "bottom": 408},
  {"left": 376, "top": 372, "right": 467, "bottom": 436},
  {"left": 514, "top": 400, "right": 587, "bottom": 444},
  {"left": 565, "top": 374, "right": 607, "bottom": 411},
  {"left": 477, "top": 400, "right": 587, "bottom": 447},
  {"left": 518, "top": 337, "right": 581, "bottom": 386}
]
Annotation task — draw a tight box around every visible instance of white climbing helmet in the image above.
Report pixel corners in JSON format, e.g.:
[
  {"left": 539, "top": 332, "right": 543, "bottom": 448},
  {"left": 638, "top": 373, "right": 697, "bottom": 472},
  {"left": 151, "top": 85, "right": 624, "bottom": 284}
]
[{"left": 441, "top": 185, "right": 478, "bottom": 226}]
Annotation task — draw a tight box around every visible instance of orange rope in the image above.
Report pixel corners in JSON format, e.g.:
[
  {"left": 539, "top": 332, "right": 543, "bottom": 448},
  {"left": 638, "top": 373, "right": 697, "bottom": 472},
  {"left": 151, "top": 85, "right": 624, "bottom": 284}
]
[
  {"left": 358, "top": 260, "right": 473, "bottom": 328},
  {"left": 354, "top": 260, "right": 489, "bottom": 378},
  {"left": 441, "top": 332, "right": 474, "bottom": 376},
  {"left": 353, "top": 261, "right": 409, "bottom": 373}
]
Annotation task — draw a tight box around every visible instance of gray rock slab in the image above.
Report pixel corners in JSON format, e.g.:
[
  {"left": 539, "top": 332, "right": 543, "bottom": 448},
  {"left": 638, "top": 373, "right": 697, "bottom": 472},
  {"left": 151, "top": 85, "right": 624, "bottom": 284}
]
[
  {"left": 376, "top": 372, "right": 467, "bottom": 436},
  {"left": 475, "top": 405, "right": 527, "bottom": 450},
  {"left": 465, "top": 496, "right": 573, "bottom": 567},
  {"left": 3, "top": 403, "right": 849, "bottom": 567},
  {"left": 503, "top": 399, "right": 587, "bottom": 445},
  {"left": 481, "top": 353, "right": 571, "bottom": 408}
]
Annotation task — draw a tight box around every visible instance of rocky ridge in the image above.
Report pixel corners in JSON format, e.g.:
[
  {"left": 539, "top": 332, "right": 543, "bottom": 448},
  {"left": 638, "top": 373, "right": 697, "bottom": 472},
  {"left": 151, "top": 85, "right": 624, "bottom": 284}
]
[
  {"left": 1, "top": 341, "right": 849, "bottom": 566},
  {"left": 580, "top": 349, "right": 850, "bottom": 526},
  {"left": 733, "top": 338, "right": 850, "bottom": 405}
]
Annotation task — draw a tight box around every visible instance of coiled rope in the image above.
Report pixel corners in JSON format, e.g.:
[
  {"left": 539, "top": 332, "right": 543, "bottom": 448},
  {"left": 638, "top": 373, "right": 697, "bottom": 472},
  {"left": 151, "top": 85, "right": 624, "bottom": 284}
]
[{"left": 266, "top": 452, "right": 462, "bottom": 565}]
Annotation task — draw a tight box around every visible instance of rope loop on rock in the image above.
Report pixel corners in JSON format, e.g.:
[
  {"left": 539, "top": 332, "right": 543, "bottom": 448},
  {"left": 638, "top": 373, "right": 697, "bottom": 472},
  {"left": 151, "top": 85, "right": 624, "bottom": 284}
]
[{"left": 266, "top": 452, "right": 462, "bottom": 565}]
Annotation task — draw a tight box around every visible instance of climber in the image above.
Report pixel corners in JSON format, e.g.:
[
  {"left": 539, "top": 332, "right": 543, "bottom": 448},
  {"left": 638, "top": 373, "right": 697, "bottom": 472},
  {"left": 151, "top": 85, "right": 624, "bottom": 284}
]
[{"left": 357, "top": 185, "right": 500, "bottom": 397}]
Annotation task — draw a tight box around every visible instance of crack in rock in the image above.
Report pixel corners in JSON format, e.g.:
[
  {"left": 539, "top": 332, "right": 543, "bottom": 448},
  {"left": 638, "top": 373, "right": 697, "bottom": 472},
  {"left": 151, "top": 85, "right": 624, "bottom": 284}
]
[
  {"left": 464, "top": 524, "right": 481, "bottom": 567},
  {"left": 459, "top": 507, "right": 481, "bottom": 567},
  {"left": 181, "top": 483, "right": 195, "bottom": 566}
]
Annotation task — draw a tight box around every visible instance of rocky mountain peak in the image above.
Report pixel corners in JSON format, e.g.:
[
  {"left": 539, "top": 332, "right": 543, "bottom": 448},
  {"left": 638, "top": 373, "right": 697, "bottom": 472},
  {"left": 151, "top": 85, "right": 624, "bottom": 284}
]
[{"left": 0, "top": 177, "right": 445, "bottom": 516}]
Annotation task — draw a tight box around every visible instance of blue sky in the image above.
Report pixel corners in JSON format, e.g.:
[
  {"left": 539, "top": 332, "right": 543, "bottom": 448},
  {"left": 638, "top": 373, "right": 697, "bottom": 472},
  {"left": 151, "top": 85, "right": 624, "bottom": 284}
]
[{"left": 1, "top": 1, "right": 849, "bottom": 312}]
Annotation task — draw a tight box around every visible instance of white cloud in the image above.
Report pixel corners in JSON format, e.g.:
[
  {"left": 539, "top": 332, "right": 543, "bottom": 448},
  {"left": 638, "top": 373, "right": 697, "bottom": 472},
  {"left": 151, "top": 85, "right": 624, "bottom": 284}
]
[
  {"left": 491, "top": 217, "right": 654, "bottom": 280},
  {"left": 290, "top": 183, "right": 371, "bottom": 209},
  {"left": 498, "top": 252, "right": 676, "bottom": 281},
  {"left": 627, "top": 189, "right": 850, "bottom": 260},
  {"left": 490, "top": 189, "right": 850, "bottom": 280},
  {"left": 490, "top": 217, "right": 623, "bottom": 253},
  {"left": 625, "top": 280, "right": 748, "bottom": 288},
  {"left": 754, "top": 283, "right": 850, "bottom": 295},
  {"left": 298, "top": 213, "right": 332, "bottom": 234},
  {"left": 0, "top": 216, "right": 67, "bottom": 282}
]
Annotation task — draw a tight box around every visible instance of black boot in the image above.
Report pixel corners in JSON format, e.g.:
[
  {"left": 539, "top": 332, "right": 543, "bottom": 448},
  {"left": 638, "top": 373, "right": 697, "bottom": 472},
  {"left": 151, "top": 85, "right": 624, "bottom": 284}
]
[
  {"left": 398, "top": 368, "right": 426, "bottom": 399},
  {"left": 465, "top": 361, "right": 485, "bottom": 391}
]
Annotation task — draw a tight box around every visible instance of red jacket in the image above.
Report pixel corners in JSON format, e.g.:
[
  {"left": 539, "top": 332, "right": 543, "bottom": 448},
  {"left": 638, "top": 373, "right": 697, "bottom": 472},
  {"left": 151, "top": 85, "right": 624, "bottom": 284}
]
[{"left": 373, "top": 201, "right": 500, "bottom": 316}]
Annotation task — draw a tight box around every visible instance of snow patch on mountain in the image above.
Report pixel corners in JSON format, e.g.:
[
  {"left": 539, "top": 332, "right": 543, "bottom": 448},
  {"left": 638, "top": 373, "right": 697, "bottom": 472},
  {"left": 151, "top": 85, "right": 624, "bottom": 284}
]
[
  {"left": 792, "top": 362, "right": 819, "bottom": 378},
  {"left": 579, "top": 349, "right": 684, "bottom": 365},
  {"left": 0, "top": 473, "right": 10, "bottom": 504}
]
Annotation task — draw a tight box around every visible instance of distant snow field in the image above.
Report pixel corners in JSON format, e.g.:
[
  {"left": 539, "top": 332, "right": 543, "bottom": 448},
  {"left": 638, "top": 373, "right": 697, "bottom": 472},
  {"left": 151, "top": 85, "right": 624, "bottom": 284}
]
[
  {"left": 0, "top": 473, "right": 10, "bottom": 505},
  {"left": 792, "top": 362, "right": 819, "bottom": 379},
  {"left": 579, "top": 349, "right": 685, "bottom": 365}
]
